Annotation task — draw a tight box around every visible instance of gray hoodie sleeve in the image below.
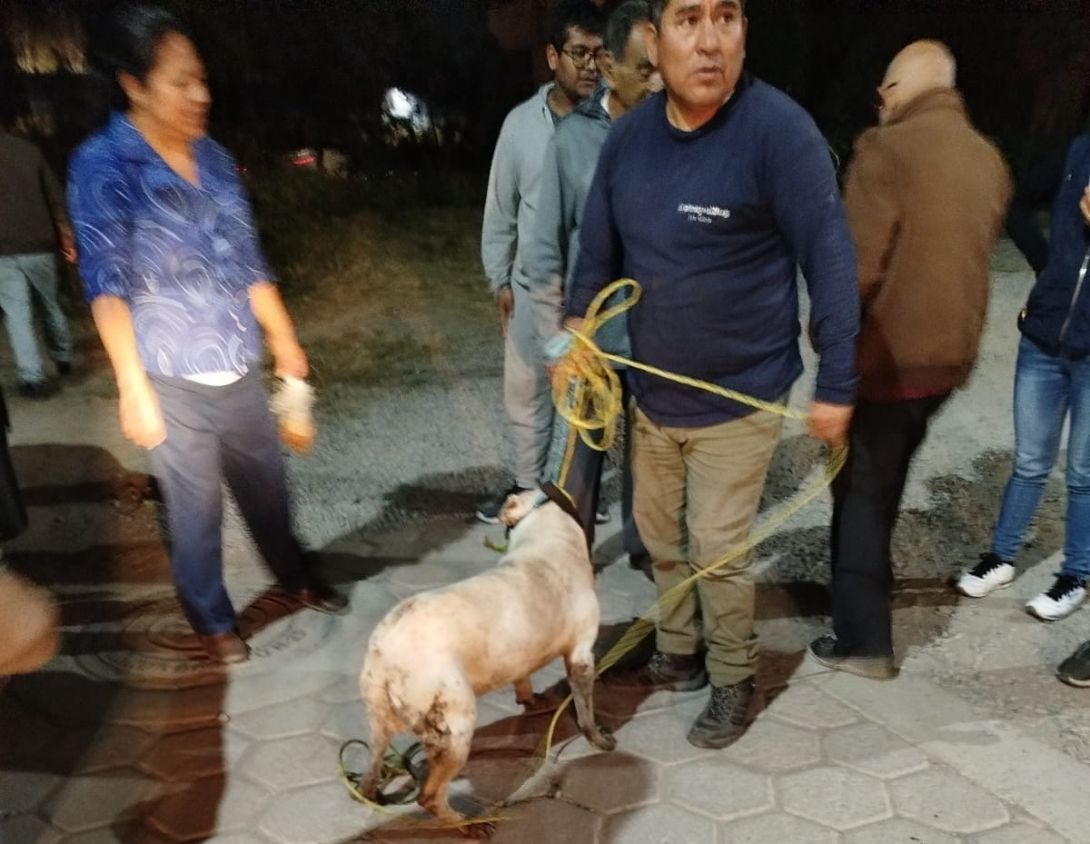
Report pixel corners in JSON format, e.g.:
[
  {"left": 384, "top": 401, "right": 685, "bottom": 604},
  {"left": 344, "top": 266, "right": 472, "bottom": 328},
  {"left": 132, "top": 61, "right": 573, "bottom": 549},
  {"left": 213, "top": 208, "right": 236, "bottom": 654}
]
[
  {"left": 480, "top": 112, "right": 521, "bottom": 294},
  {"left": 525, "top": 134, "right": 567, "bottom": 341}
]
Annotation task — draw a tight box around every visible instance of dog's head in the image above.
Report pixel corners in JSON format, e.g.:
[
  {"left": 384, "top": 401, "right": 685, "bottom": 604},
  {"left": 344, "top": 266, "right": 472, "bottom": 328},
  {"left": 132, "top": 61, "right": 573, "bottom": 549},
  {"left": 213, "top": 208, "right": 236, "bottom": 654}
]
[{"left": 498, "top": 488, "right": 544, "bottom": 529}]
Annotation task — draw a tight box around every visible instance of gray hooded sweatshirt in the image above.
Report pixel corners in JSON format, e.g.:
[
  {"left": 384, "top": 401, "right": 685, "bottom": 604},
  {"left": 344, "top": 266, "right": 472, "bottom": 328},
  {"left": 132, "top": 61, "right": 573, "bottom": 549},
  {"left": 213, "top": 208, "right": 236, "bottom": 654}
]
[
  {"left": 481, "top": 83, "right": 556, "bottom": 295},
  {"left": 523, "top": 83, "right": 629, "bottom": 359}
]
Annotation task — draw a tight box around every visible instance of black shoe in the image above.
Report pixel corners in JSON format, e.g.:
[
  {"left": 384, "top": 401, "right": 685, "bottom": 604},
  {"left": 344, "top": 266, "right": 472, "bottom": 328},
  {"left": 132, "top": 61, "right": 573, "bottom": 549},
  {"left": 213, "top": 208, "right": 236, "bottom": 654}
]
[
  {"left": 595, "top": 509, "right": 611, "bottom": 525},
  {"left": 294, "top": 581, "right": 350, "bottom": 615},
  {"left": 611, "top": 650, "right": 708, "bottom": 691},
  {"left": 1058, "top": 640, "right": 1090, "bottom": 688},
  {"left": 687, "top": 677, "right": 755, "bottom": 749},
  {"left": 475, "top": 484, "right": 530, "bottom": 525},
  {"left": 56, "top": 361, "right": 72, "bottom": 377},
  {"left": 628, "top": 552, "right": 654, "bottom": 582},
  {"left": 807, "top": 635, "right": 896, "bottom": 680},
  {"left": 17, "top": 381, "right": 55, "bottom": 400}
]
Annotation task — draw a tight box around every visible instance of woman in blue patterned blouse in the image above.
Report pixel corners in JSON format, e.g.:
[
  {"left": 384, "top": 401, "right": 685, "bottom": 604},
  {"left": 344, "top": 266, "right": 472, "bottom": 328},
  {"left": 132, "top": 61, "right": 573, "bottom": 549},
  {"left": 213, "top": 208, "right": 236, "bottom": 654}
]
[{"left": 68, "top": 3, "right": 348, "bottom": 664}]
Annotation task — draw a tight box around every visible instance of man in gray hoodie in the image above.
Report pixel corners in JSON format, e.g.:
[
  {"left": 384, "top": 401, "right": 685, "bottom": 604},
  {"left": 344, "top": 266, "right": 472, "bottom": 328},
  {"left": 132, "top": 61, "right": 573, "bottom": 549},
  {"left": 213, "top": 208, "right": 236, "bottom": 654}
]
[
  {"left": 477, "top": 1, "right": 606, "bottom": 523},
  {"left": 526, "top": 0, "right": 662, "bottom": 560}
]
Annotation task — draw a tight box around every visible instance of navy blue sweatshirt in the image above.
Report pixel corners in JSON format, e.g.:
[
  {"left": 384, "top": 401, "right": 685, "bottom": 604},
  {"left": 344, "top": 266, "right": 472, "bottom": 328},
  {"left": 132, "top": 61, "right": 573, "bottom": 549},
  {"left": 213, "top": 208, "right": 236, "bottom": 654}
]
[
  {"left": 1019, "top": 134, "right": 1090, "bottom": 357},
  {"left": 568, "top": 75, "right": 859, "bottom": 427}
]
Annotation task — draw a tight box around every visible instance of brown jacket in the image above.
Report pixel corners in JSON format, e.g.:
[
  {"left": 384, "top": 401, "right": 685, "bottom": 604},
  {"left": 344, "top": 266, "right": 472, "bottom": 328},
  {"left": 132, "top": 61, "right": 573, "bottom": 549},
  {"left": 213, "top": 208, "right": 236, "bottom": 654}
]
[{"left": 844, "top": 88, "right": 1012, "bottom": 401}]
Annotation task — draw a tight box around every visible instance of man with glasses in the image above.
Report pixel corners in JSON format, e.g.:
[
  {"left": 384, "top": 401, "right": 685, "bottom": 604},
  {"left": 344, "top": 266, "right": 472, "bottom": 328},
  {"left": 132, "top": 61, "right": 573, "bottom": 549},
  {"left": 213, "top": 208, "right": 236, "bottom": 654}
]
[
  {"left": 568, "top": 0, "right": 859, "bottom": 749},
  {"left": 524, "top": 0, "right": 661, "bottom": 562},
  {"left": 808, "top": 41, "right": 1010, "bottom": 678},
  {"left": 477, "top": 1, "right": 606, "bottom": 524}
]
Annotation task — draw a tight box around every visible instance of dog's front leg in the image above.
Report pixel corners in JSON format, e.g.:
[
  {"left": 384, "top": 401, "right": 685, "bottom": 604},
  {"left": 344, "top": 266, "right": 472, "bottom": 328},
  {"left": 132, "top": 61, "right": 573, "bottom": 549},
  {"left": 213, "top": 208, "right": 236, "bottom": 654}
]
[
  {"left": 565, "top": 645, "right": 616, "bottom": 751},
  {"left": 513, "top": 676, "right": 535, "bottom": 708}
]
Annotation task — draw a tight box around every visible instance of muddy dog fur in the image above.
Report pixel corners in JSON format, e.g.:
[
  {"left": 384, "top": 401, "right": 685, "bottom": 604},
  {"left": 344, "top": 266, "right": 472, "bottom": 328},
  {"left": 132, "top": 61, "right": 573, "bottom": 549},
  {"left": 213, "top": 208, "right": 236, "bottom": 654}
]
[{"left": 359, "top": 490, "right": 615, "bottom": 836}]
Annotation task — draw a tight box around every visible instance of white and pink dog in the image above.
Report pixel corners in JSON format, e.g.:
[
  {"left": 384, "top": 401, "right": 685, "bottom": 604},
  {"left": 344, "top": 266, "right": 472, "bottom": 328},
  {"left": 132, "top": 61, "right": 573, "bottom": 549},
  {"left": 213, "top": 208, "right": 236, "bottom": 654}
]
[{"left": 359, "top": 489, "right": 614, "bottom": 835}]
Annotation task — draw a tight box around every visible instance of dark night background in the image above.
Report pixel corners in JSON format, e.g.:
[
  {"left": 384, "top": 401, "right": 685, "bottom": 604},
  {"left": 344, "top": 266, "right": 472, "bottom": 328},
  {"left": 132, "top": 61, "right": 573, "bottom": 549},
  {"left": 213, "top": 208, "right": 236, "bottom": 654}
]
[{"left": 2, "top": 0, "right": 1089, "bottom": 189}]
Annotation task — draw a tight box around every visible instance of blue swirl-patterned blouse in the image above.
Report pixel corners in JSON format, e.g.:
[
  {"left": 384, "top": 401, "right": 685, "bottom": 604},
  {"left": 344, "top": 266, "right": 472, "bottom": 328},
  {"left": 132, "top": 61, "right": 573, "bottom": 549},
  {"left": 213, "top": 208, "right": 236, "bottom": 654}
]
[{"left": 68, "top": 113, "right": 271, "bottom": 377}]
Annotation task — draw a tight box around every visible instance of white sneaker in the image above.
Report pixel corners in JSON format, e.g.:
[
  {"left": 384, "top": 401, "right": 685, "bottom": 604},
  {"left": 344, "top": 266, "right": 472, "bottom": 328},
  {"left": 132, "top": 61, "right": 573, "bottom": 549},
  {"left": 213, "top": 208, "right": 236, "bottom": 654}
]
[
  {"left": 956, "top": 553, "right": 1016, "bottom": 598},
  {"left": 1026, "top": 574, "right": 1087, "bottom": 622}
]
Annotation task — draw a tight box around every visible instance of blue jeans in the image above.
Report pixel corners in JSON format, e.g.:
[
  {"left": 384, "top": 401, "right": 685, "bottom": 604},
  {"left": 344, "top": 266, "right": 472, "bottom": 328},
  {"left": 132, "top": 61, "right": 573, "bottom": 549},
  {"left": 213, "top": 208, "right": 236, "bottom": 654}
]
[
  {"left": 992, "top": 337, "right": 1090, "bottom": 581},
  {"left": 0, "top": 253, "right": 72, "bottom": 384}
]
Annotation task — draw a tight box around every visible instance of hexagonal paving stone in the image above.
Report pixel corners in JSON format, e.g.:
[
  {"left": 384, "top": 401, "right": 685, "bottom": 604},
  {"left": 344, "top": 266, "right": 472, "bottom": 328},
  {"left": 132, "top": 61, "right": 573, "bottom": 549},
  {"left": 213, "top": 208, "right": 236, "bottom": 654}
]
[
  {"left": 319, "top": 675, "right": 363, "bottom": 705},
  {"left": 824, "top": 723, "right": 930, "bottom": 780},
  {"left": 46, "top": 725, "right": 155, "bottom": 776},
  {"left": 607, "top": 709, "right": 717, "bottom": 766},
  {"left": 258, "top": 780, "right": 371, "bottom": 844},
  {"left": 146, "top": 776, "right": 270, "bottom": 841},
  {"left": 319, "top": 699, "right": 370, "bottom": 743},
  {"left": 559, "top": 751, "right": 660, "bottom": 814},
  {"left": 603, "top": 803, "right": 717, "bottom": 844},
  {"left": 491, "top": 798, "right": 601, "bottom": 844},
  {"left": 781, "top": 766, "right": 893, "bottom": 831},
  {"left": 0, "top": 814, "right": 62, "bottom": 844},
  {"left": 722, "top": 718, "right": 822, "bottom": 773},
  {"left": 0, "top": 770, "right": 64, "bottom": 813},
  {"left": 665, "top": 757, "right": 772, "bottom": 821},
  {"left": 139, "top": 727, "right": 239, "bottom": 782},
  {"left": 975, "top": 822, "right": 1069, "bottom": 843},
  {"left": 721, "top": 812, "right": 839, "bottom": 844},
  {"left": 223, "top": 670, "right": 339, "bottom": 718},
  {"left": 229, "top": 696, "right": 331, "bottom": 741},
  {"left": 236, "top": 732, "right": 339, "bottom": 791},
  {"left": 845, "top": 818, "right": 960, "bottom": 844},
  {"left": 768, "top": 683, "right": 859, "bottom": 730},
  {"left": 41, "top": 772, "right": 159, "bottom": 835},
  {"left": 890, "top": 769, "right": 1009, "bottom": 834}
]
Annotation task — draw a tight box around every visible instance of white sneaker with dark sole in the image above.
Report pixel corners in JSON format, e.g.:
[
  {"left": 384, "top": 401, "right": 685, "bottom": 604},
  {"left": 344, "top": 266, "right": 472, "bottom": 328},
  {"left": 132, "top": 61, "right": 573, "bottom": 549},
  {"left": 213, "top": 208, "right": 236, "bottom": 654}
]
[
  {"left": 1026, "top": 573, "right": 1087, "bottom": 622},
  {"left": 956, "top": 553, "right": 1016, "bottom": 598}
]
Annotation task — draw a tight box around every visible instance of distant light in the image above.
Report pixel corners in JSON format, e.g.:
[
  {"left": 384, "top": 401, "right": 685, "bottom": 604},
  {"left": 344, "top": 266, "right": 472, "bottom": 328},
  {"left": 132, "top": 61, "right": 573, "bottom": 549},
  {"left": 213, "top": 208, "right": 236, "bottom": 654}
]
[
  {"left": 382, "top": 87, "right": 432, "bottom": 134},
  {"left": 384, "top": 88, "right": 416, "bottom": 120}
]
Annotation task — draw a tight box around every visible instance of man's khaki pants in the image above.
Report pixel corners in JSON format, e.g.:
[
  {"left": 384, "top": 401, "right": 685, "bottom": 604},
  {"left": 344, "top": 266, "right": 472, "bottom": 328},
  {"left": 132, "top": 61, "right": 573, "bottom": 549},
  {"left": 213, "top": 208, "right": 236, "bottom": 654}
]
[
  {"left": 0, "top": 569, "right": 59, "bottom": 676},
  {"left": 631, "top": 405, "right": 783, "bottom": 687}
]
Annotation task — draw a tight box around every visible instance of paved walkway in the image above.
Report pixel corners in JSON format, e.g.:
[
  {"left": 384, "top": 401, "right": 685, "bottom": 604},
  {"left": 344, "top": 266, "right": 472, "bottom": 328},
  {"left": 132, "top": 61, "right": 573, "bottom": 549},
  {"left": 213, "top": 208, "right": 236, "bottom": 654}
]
[{"left": 2, "top": 492, "right": 1088, "bottom": 844}]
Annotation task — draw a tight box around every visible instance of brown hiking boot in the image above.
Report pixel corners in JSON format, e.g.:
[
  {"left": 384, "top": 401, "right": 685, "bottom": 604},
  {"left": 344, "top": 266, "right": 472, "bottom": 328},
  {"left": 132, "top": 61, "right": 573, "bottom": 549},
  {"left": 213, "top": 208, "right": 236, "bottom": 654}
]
[
  {"left": 611, "top": 650, "right": 709, "bottom": 691},
  {"left": 686, "top": 677, "right": 754, "bottom": 749}
]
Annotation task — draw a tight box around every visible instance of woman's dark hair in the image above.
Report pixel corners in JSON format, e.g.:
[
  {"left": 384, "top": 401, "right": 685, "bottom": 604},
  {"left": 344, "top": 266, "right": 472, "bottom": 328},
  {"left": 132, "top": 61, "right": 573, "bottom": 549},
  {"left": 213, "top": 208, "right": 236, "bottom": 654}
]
[{"left": 90, "top": 2, "right": 194, "bottom": 109}]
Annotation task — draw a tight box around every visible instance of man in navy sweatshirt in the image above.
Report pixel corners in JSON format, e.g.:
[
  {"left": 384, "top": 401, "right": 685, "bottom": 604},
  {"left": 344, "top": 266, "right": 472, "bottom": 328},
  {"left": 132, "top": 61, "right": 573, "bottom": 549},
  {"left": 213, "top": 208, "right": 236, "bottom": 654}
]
[{"left": 567, "top": 0, "right": 859, "bottom": 749}]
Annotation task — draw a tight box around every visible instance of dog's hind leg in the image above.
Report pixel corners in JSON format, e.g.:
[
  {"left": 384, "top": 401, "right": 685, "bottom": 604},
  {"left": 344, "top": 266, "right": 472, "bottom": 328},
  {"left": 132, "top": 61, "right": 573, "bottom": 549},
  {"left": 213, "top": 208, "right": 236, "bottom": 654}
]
[
  {"left": 565, "top": 643, "right": 616, "bottom": 751},
  {"left": 359, "top": 673, "right": 395, "bottom": 802},
  {"left": 417, "top": 693, "right": 493, "bottom": 837}
]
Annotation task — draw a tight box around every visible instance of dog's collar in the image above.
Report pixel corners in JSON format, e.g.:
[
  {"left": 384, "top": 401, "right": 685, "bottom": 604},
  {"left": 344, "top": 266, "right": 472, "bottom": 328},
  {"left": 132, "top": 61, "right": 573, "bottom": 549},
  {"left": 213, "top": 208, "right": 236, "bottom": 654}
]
[{"left": 540, "top": 482, "right": 582, "bottom": 527}]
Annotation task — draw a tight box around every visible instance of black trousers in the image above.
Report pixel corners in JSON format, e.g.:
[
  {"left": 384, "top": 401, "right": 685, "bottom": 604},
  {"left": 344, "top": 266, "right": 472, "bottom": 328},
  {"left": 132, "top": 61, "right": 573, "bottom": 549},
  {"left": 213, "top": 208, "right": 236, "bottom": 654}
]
[
  {"left": 831, "top": 394, "right": 949, "bottom": 657},
  {"left": 548, "top": 369, "right": 645, "bottom": 556},
  {"left": 148, "top": 371, "right": 311, "bottom": 634}
]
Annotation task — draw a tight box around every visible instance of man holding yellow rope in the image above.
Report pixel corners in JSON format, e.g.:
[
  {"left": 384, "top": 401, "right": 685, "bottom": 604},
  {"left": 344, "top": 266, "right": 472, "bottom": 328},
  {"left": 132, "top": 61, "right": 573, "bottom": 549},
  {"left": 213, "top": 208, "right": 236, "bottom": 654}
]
[{"left": 566, "top": 0, "right": 859, "bottom": 749}]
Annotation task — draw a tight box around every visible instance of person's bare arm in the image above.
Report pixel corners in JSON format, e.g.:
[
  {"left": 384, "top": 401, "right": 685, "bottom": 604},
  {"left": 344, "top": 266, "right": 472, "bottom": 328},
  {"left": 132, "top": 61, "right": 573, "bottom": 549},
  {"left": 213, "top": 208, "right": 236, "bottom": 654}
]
[
  {"left": 90, "top": 296, "right": 165, "bottom": 449},
  {"left": 249, "top": 281, "right": 308, "bottom": 378}
]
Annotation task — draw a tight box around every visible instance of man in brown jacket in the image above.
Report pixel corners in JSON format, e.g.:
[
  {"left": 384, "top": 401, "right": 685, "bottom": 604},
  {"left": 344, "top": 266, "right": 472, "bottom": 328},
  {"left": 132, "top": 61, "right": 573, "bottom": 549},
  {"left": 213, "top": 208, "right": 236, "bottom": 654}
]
[{"left": 808, "top": 40, "right": 1012, "bottom": 678}]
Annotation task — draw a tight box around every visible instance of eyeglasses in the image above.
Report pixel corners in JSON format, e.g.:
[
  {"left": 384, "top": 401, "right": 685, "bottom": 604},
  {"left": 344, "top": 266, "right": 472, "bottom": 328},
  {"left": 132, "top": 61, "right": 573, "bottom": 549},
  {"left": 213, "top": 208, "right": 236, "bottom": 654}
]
[{"left": 561, "top": 46, "right": 605, "bottom": 69}]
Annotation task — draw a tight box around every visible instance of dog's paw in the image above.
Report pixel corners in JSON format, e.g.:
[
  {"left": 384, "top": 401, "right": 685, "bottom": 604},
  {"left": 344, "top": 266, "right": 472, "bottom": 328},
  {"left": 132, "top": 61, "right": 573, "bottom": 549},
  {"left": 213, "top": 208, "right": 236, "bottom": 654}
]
[
  {"left": 459, "top": 820, "right": 496, "bottom": 839},
  {"left": 589, "top": 725, "right": 617, "bottom": 752}
]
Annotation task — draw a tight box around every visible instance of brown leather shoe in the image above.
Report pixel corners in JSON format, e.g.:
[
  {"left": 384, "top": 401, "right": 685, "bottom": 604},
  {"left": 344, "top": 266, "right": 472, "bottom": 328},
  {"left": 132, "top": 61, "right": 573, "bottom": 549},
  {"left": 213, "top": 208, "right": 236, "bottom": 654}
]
[
  {"left": 198, "top": 632, "right": 249, "bottom": 664},
  {"left": 294, "top": 582, "right": 349, "bottom": 616}
]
